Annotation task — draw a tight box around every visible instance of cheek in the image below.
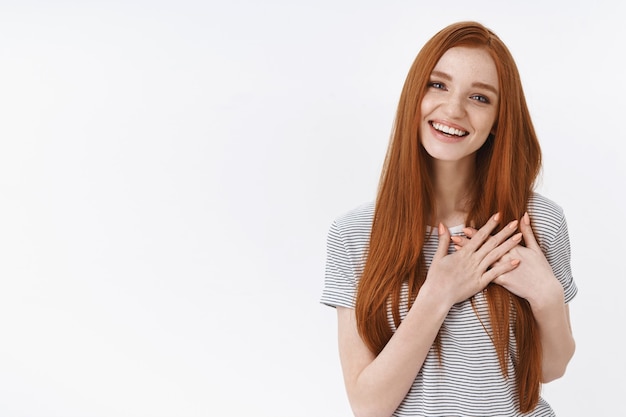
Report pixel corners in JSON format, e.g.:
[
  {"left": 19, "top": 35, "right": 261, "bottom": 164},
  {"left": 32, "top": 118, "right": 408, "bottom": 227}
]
[
  {"left": 420, "top": 95, "right": 435, "bottom": 116},
  {"left": 485, "top": 109, "right": 498, "bottom": 131},
  {"left": 418, "top": 98, "right": 434, "bottom": 135},
  {"left": 474, "top": 112, "right": 497, "bottom": 135}
]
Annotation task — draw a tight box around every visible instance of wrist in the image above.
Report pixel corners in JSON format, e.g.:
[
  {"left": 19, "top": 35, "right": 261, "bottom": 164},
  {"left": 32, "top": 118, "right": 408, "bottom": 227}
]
[
  {"left": 528, "top": 278, "right": 565, "bottom": 317},
  {"left": 415, "top": 282, "right": 454, "bottom": 317}
]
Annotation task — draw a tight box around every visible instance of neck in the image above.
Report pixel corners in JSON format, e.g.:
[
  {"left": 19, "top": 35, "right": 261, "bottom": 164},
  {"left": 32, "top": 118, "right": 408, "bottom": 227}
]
[{"left": 432, "top": 157, "right": 475, "bottom": 227}]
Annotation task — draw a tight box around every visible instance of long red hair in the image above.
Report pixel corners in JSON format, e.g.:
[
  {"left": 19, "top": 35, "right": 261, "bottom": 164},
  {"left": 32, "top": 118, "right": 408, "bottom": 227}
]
[{"left": 354, "top": 21, "right": 542, "bottom": 412}]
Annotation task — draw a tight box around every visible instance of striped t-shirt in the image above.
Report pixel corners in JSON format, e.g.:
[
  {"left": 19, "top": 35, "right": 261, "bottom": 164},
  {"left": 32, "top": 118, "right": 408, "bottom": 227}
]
[{"left": 321, "top": 192, "right": 577, "bottom": 417}]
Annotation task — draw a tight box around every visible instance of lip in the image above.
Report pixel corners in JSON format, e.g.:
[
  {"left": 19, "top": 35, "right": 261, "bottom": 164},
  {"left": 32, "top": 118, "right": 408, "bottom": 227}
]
[{"left": 428, "top": 121, "right": 468, "bottom": 143}]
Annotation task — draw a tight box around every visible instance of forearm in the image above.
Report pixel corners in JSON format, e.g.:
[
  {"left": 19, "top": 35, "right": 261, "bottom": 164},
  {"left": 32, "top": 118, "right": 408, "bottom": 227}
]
[
  {"left": 530, "top": 284, "right": 575, "bottom": 382},
  {"left": 344, "top": 290, "right": 450, "bottom": 417}
]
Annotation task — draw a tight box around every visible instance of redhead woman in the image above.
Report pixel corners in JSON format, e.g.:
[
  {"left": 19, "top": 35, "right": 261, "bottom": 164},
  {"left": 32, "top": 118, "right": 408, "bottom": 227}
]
[{"left": 320, "top": 21, "right": 576, "bottom": 417}]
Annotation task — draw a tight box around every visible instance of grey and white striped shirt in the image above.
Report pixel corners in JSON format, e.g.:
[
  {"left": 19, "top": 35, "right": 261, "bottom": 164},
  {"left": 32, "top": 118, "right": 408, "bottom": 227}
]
[{"left": 321, "top": 192, "right": 577, "bottom": 417}]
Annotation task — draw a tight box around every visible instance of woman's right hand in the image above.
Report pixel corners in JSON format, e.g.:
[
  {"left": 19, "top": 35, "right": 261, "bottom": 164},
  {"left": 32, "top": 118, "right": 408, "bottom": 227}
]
[{"left": 423, "top": 213, "right": 522, "bottom": 306}]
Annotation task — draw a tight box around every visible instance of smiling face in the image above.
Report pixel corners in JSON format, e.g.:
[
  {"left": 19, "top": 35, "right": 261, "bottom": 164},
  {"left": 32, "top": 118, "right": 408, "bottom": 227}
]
[{"left": 420, "top": 46, "right": 499, "bottom": 164}]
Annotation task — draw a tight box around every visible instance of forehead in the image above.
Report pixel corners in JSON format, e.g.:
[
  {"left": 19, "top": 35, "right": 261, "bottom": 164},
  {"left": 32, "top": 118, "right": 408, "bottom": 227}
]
[{"left": 432, "top": 46, "right": 499, "bottom": 88}]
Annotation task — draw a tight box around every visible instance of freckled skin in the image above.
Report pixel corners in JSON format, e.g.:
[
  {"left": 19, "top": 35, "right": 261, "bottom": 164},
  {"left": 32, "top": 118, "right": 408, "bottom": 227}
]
[{"left": 420, "top": 47, "right": 499, "bottom": 164}]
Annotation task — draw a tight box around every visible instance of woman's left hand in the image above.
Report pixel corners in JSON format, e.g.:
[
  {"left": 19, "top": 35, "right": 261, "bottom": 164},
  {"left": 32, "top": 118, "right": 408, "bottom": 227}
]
[{"left": 451, "top": 212, "right": 563, "bottom": 308}]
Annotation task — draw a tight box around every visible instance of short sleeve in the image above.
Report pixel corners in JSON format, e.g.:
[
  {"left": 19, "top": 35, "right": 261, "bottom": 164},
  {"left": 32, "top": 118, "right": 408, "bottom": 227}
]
[
  {"left": 544, "top": 213, "right": 578, "bottom": 303},
  {"left": 320, "top": 220, "right": 358, "bottom": 309}
]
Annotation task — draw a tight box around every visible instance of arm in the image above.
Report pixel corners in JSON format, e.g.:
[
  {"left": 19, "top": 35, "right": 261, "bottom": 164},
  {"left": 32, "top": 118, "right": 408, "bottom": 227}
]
[
  {"left": 337, "top": 286, "right": 450, "bottom": 417},
  {"left": 532, "top": 299, "right": 575, "bottom": 382},
  {"left": 337, "top": 215, "right": 522, "bottom": 417},
  {"left": 492, "top": 212, "right": 575, "bottom": 381}
]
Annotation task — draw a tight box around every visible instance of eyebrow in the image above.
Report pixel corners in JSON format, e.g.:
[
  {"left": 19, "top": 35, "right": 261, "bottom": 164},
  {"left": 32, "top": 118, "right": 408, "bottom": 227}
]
[{"left": 430, "top": 70, "right": 499, "bottom": 96}]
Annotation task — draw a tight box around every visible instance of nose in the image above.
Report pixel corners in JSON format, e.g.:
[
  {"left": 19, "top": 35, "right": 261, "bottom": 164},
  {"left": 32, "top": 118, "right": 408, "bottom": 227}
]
[{"left": 442, "top": 94, "right": 466, "bottom": 119}]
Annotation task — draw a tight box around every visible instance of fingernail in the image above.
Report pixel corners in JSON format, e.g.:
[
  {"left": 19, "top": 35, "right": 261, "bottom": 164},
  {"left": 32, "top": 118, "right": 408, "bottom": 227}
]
[
  {"left": 493, "top": 213, "right": 500, "bottom": 222},
  {"left": 508, "top": 220, "right": 518, "bottom": 229},
  {"left": 523, "top": 212, "right": 530, "bottom": 225},
  {"left": 513, "top": 232, "right": 522, "bottom": 242},
  {"left": 450, "top": 236, "right": 461, "bottom": 243},
  {"left": 463, "top": 228, "right": 473, "bottom": 236},
  {"left": 439, "top": 223, "right": 445, "bottom": 235},
  {"left": 511, "top": 259, "right": 520, "bottom": 267}
]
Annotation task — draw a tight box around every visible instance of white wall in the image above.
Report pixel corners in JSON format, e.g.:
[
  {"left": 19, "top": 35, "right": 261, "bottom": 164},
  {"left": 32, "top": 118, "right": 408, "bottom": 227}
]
[{"left": 0, "top": 1, "right": 623, "bottom": 416}]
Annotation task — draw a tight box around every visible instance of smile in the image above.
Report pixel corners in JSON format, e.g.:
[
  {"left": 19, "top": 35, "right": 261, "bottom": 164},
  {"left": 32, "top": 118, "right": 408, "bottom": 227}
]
[{"left": 430, "top": 122, "right": 468, "bottom": 137}]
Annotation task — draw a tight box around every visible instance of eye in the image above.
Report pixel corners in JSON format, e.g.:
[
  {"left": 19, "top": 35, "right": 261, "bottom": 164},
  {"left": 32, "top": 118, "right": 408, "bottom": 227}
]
[
  {"left": 428, "top": 81, "right": 446, "bottom": 90},
  {"left": 470, "top": 94, "right": 490, "bottom": 104}
]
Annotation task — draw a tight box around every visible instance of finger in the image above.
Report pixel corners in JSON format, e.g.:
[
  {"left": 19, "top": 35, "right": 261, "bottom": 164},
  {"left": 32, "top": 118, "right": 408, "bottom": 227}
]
[
  {"left": 482, "top": 258, "right": 520, "bottom": 284},
  {"left": 462, "top": 227, "right": 478, "bottom": 238},
  {"left": 434, "top": 223, "right": 451, "bottom": 260},
  {"left": 464, "top": 213, "right": 501, "bottom": 251},
  {"left": 450, "top": 235, "right": 469, "bottom": 247},
  {"left": 490, "top": 253, "right": 513, "bottom": 269},
  {"left": 521, "top": 212, "right": 540, "bottom": 250},
  {"left": 478, "top": 232, "right": 522, "bottom": 271},
  {"left": 475, "top": 219, "right": 519, "bottom": 258}
]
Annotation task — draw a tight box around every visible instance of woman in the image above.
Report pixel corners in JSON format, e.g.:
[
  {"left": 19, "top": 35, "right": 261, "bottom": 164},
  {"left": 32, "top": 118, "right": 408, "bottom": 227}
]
[{"left": 320, "top": 21, "right": 576, "bottom": 417}]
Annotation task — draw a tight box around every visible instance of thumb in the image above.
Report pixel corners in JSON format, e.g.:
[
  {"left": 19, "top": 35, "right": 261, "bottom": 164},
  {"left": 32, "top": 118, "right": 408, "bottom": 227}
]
[
  {"left": 521, "top": 212, "right": 540, "bottom": 250},
  {"left": 435, "top": 223, "right": 451, "bottom": 259}
]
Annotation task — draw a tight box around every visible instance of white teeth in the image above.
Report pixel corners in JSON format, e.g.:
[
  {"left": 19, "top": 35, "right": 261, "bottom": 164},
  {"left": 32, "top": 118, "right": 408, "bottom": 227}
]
[{"left": 432, "top": 122, "right": 467, "bottom": 137}]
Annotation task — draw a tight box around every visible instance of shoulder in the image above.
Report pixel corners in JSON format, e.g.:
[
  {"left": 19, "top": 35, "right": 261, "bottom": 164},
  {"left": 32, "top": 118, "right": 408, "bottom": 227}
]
[
  {"left": 527, "top": 192, "right": 568, "bottom": 249},
  {"left": 333, "top": 201, "right": 375, "bottom": 229},
  {"left": 528, "top": 192, "right": 566, "bottom": 226},
  {"left": 528, "top": 192, "right": 564, "bottom": 217},
  {"left": 327, "top": 201, "right": 375, "bottom": 252},
  {"left": 322, "top": 203, "right": 375, "bottom": 308}
]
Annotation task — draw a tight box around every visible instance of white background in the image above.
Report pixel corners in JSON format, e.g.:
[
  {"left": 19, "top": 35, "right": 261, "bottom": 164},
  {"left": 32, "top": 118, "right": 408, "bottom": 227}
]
[{"left": 0, "top": 1, "right": 624, "bottom": 416}]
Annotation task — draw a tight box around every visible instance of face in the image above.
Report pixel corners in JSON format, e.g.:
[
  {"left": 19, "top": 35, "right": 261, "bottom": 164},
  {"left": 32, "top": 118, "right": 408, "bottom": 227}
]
[{"left": 420, "top": 46, "right": 499, "bottom": 163}]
